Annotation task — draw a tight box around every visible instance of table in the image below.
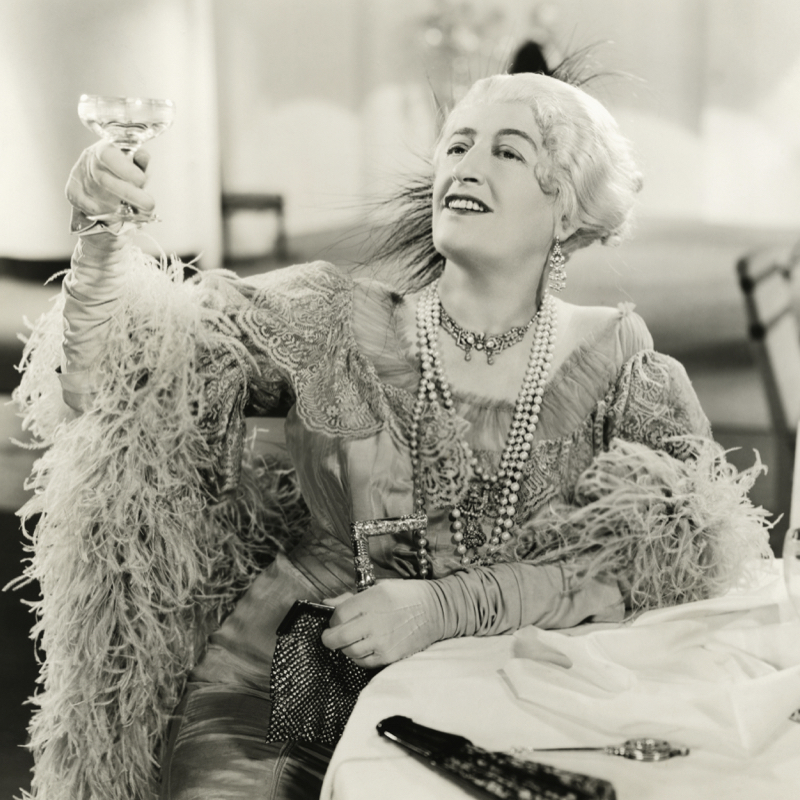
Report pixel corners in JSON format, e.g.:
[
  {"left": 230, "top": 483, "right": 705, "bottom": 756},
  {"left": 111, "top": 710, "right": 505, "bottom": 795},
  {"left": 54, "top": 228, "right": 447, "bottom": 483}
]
[{"left": 321, "top": 562, "right": 800, "bottom": 800}]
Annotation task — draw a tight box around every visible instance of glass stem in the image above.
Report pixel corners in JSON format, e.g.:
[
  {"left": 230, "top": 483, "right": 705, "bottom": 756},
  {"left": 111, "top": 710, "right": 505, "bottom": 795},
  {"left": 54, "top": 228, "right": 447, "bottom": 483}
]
[{"left": 118, "top": 146, "right": 138, "bottom": 215}]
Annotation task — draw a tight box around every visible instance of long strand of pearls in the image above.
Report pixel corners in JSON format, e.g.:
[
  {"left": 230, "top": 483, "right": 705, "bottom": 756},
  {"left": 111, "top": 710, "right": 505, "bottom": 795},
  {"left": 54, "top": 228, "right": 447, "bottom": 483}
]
[
  {"left": 410, "top": 285, "right": 454, "bottom": 577},
  {"left": 410, "top": 280, "right": 557, "bottom": 573}
]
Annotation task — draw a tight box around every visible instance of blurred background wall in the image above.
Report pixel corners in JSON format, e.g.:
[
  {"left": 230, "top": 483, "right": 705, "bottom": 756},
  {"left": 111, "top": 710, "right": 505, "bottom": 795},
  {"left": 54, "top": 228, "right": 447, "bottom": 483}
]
[
  {"left": 213, "top": 0, "right": 800, "bottom": 236},
  {"left": 3, "top": 0, "right": 799, "bottom": 263},
  {"left": 0, "top": 0, "right": 222, "bottom": 265}
]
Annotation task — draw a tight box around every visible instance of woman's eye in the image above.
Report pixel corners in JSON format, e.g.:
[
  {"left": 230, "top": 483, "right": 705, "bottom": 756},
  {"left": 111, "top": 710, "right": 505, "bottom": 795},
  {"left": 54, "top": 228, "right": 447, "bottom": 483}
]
[
  {"left": 496, "top": 148, "right": 522, "bottom": 161},
  {"left": 446, "top": 143, "right": 468, "bottom": 156}
]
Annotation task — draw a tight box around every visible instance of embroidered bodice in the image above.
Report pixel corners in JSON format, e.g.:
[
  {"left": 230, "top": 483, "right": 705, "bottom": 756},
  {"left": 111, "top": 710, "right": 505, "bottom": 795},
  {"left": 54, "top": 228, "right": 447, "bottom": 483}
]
[{"left": 194, "top": 261, "right": 710, "bottom": 584}]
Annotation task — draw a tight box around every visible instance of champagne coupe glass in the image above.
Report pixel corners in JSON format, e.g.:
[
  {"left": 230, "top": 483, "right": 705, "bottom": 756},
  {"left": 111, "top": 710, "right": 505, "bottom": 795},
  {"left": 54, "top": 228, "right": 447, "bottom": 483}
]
[
  {"left": 77, "top": 94, "right": 175, "bottom": 226},
  {"left": 783, "top": 526, "right": 800, "bottom": 619}
]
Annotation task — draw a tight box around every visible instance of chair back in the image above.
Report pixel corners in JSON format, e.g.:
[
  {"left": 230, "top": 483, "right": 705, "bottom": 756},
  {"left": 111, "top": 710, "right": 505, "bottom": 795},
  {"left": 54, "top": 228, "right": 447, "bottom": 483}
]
[
  {"left": 738, "top": 242, "right": 800, "bottom": 548},
  {"left": 737, "top": 242, "right": 800, "bottom": 440}
]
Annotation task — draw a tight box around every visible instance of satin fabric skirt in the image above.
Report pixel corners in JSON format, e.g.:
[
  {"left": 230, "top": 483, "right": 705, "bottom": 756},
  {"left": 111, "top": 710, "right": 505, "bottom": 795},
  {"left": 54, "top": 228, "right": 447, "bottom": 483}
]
[
  {"left": 159, "top": 553, "right": 349, "bottom": 799},
  {"left": 160, "top": 683, "right": 334, "bottom": 800}
]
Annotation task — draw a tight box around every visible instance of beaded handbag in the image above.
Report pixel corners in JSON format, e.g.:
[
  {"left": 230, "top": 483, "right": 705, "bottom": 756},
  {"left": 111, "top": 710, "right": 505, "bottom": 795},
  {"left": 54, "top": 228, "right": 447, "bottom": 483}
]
[
  {"left": 266, "top": 515, "right": 426, "bottom": 745},
  {"left": 266, "top": 600, "right": 376, "bottom": 745}
]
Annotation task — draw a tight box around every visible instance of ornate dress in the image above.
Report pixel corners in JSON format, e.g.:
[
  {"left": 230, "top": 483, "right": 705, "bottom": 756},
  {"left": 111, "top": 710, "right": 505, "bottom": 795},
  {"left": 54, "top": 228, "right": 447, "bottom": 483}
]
[{"left": 13, "top": 254, "right": 770, "bottom": 800}]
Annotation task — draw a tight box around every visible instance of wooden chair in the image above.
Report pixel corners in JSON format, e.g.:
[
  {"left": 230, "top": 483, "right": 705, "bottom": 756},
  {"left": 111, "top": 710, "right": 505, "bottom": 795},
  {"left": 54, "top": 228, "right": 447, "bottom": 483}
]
[
  {"left": 222, "top": 192, "right": 289, "bottom": 264},
  {"left": 737, "top": 241, "right": 800, "bottom": 539}
]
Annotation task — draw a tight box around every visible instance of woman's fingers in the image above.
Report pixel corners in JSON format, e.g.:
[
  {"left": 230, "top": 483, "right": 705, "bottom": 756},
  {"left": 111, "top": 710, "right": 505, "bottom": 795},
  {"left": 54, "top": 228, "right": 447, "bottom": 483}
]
[
  {"left": 320, "top": 583, "right": 436, "bottom": 669},
  {"left": 323, "top": 622, "right": 387, "bottom": 669},
  {"left": 341, "top": 645, "right": 385, "bottom": 670},
  {"left": 132, "top": 148, "right": 151, "bottom": 174},
  {"left": 65, "top": 142, "right": 155, "bottom": 217},
  {"left": 88, "top": 145, "right": 155, "bottom": 212},
  {"left": 321, "top": 594, "right": 389, "bottom": 665},
  {"left": 320, "top": 610, "right": 368, "bottom": 652},
  {"left": 323, "top": 592, "right": 354, "bottom": 612},
  {"left": 94, "top": 141, "right": 148, "bottom": 184}
]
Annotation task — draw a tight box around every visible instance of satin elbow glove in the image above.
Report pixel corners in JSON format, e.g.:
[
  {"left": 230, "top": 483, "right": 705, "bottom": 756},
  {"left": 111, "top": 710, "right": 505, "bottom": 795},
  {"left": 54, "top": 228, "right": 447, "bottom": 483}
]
[
  {"left": 59, "top": 232, "right": 131, "bottom": 408},
  {"left": 322, "top": 562, "right": 624, "bottom": 668}
]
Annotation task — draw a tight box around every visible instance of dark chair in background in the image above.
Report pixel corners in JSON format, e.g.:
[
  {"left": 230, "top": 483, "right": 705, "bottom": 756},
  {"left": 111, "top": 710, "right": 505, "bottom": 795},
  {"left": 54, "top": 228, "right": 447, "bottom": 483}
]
[
  {"left": 222, "top": 192, "right": 289, "bottom": 265},
  {"left": 737, "top": 241, "right": 800, "bottom": 528}
]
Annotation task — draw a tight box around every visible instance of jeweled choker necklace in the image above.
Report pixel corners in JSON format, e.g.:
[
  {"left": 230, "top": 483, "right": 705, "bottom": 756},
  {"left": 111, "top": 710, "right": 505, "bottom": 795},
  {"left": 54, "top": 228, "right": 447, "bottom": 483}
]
[
  {"left": 439, "top": 302, "right": 537, "bottom": 365},
  {"left": 409, "top": 281, "right": 557, "bottom": 574}
]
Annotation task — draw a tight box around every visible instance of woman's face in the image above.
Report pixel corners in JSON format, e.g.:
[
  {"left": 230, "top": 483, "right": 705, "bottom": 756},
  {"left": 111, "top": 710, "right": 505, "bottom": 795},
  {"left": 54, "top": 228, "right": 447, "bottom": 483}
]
[{"left": 432, "top": 101, "right": 563, "bottom": 274}]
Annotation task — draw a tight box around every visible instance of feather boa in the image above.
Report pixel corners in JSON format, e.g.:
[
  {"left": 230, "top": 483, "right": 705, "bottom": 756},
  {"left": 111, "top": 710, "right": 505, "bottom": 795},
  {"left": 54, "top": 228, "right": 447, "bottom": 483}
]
[
  {"left": 517, "top": 436, "right": 774, "bottom": 611},
  {"left": 12, "top": 250, "right": 307, "bottom": 800}
]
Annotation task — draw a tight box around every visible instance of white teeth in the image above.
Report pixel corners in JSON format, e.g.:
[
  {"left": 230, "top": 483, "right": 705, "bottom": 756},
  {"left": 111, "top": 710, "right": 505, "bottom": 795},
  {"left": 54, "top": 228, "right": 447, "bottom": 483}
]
[{"left": 446, "top": 197, "right": 486, "bottom": 212}]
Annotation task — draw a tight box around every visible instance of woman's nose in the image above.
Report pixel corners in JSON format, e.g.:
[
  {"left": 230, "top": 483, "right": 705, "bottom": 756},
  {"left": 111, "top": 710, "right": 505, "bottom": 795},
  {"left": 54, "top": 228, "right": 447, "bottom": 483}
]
[{"left": 452, "top": 148, "right": 486, "bottom": 184}]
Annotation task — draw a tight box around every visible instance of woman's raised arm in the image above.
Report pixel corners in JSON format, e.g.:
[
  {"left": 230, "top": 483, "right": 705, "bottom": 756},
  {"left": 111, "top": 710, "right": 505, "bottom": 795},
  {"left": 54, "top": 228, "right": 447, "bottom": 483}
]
[{"left": 60, "top": 142, "right": 156, "bottom": 408}]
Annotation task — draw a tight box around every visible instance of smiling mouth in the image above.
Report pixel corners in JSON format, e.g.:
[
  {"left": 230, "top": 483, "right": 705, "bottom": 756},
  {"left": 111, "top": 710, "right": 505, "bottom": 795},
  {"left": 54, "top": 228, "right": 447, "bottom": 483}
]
[{"left": 443, "top": 195, "right": 491, "bottom": 213}]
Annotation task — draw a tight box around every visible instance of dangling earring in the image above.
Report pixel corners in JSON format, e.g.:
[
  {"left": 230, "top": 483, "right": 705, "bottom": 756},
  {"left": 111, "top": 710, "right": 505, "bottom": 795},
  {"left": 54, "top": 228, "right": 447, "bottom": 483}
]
[{"left": 548, "top": 237, "right": 566, "bottom": 292}]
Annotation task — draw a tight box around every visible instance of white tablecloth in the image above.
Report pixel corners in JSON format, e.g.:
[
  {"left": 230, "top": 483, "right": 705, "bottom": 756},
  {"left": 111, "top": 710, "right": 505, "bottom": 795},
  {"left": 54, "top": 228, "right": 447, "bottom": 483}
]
[{"left": 321, "top": 562, "right": 800, "bottom": 800}]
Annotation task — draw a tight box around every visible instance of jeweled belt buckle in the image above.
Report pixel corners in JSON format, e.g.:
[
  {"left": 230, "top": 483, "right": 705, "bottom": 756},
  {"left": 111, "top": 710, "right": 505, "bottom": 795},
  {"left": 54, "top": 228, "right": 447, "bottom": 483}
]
[{"left": 350, "top": 513, "right": 428, "bottom": 592}]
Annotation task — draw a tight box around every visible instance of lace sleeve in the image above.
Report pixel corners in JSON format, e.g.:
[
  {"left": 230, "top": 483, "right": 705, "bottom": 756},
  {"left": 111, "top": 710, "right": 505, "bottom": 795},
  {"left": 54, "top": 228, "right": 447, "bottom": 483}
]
[
  {"left": 228, "top": 264, "right": 391, "bottom": 439},
  {"left": 604, "top": 350, "right": 712, "bottom": 457}
]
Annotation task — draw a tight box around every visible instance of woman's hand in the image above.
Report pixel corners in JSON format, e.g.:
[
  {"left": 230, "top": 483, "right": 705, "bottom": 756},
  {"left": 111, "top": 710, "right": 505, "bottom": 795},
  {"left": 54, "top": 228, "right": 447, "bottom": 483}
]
[
  {"left": 65, "top": 141, "right": 155, "bottom": 220},
  {"left": 320, "top": 580, "right": 444, "bottom": 669}
]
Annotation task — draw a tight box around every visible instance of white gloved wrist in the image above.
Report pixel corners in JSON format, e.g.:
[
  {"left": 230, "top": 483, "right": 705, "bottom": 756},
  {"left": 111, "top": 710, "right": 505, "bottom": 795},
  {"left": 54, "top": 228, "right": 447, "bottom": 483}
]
[{"left": 61, "top": 232, "right": 133, "bottom": 377}]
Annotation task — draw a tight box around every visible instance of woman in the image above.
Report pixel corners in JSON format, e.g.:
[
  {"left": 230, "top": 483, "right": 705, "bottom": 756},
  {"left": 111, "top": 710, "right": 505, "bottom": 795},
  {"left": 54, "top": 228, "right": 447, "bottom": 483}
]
[{"left": 15, "top": 69, "right": 770, "bottom": 800}]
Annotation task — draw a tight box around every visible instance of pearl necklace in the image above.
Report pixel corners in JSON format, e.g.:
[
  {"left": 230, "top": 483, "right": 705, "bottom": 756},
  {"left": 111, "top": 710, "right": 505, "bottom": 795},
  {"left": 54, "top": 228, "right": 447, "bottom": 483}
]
[{"left": 410, "top": 281, "right": 557, "bottom": 573}]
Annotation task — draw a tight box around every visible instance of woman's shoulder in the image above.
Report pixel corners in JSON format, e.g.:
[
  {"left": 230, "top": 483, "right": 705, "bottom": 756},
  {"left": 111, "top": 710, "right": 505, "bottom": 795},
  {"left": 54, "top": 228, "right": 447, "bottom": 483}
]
[
  {"left": 564, "top": 299, "right": 651, "bottom": 340},
  {"left": 240, "top": 259, "right": 354, "bottom": 296},
  {"left": 205, "top": 260, "right": 359, "bottom": 329},
  {"left": 555, "top": 299, "right": 653, "bottom": 370},
  {"left": 243, "top": 262, "right": 402, "bottom": 325}
]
